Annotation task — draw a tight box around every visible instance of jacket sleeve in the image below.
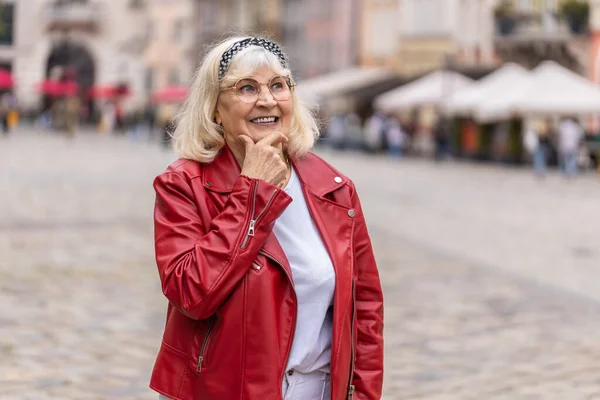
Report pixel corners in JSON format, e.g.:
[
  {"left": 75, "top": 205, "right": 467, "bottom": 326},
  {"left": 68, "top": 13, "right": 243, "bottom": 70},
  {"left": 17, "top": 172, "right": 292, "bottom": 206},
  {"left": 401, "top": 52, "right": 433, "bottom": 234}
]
[
  {"left": 153, "top": 171, "right": 291, "bottom": 320},
  {"left": 350, "top": 184, "right": 384, "bottom": 400}
]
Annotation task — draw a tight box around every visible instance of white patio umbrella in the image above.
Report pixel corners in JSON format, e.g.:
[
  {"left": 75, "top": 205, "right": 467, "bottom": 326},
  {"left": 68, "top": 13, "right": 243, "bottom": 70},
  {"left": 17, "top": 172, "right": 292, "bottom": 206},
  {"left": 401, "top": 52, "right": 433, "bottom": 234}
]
[
  {"left": 373, "top": 70, "right": 473, "bottom": 113},
  {"left": 295, "top": 67, "right": 395, "bottom": 108},
  {"left": 515, "top": 61, "right": 600, "bottom": 116},
  {"left": 446, "top": 63, "right": 531, "bottom": 117},
  {"left": 477, "top": 61, "right": 600, "bottom": 122}
]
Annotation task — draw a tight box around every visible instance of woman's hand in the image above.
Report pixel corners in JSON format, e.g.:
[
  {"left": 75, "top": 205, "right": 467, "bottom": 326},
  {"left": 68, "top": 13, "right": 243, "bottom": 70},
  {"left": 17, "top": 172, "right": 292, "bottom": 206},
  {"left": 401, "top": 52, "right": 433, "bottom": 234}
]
[{"left": 239, "top": 131, "right": 289, "bottom": 188}]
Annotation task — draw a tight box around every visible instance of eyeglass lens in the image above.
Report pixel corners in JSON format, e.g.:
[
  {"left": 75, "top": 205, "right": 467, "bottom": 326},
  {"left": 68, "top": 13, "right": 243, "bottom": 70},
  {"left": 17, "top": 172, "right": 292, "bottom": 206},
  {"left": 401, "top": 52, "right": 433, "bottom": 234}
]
[{"left": 235, "top": 76, "right": 292, "bottom": 103}]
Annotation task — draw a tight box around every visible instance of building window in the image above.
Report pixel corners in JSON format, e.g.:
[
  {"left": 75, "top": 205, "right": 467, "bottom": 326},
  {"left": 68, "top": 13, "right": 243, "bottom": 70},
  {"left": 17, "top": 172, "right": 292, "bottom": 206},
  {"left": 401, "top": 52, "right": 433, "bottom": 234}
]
[
  {"left": 404, "top": 0, "right": 449, "bottom": 36},
  {"left": 145, "top": 67, "right": 153, "bottom": 93},
  {"left": 173, "top": 19, "right": 183, "bottom": 41},
  {"left": 0, "top": 4, "right": 15, "bottom": 46},
  {"left": 129, "top": 0, "right": 146, "bottom": 9},
  {"left": 168, "top": 68, "right": 179, "bottom": 85},
  {"left": 201, "top": 2, "right": 217, "bottom": 34},
  {"left": 146, "top": 20, "right": 155, "bottom": 41}
]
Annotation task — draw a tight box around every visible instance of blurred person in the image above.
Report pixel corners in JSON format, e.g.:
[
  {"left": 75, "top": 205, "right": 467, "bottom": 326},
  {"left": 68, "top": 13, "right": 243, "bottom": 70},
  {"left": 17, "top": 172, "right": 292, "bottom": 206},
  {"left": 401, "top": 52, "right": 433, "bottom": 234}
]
[
  {"left": 433, "top": 113, "right": 451, "bottom": 162},
  {"left": 344, "top": 112, "right": 364, "bottom": 150},
  {"left": 64, "top": 95, "right": 81, "bottom": 138},
  {"left": 327, "top": 113, "right": 345, "bottom": 149},
  {"left": 144, "top": 102, "right": 156, "bottom": 141},
  {"left": 151, "top": 36, "right": 383, "bottom": 400},
  {"left": 364, "top": 111, "right": 386, "bottom": 153},
  {"left": 531, "top": 119, "right": 550, "bottom": 178},
  {"left": 126, "top": 107, "right": 144, "bottom": 142},
  {"left": 114, "top": 101, "right": 125, "bottom": 134},
  {"left": 558, "top": 116, "right": 584, "bottom": 178},
  {"left": 101, "top": 101, "right": 116, "bottom": 134},
  {"left": 38, "top": 108, "right": 52, "bottom": 130},
  {"left": 491, "top": 122, "right": 509, "bottom": 160},
  {"left": 0, "top": 93, "right": 9, "bottom": 135},
  {"left": 6, "top": 92, "right": 18, "bottom": 130},
  {"left": 523, "top": 122, "right": 539, "bottom": 169},
  {"left": 385, "top": 117, "right": 406, "bottom": 158}
]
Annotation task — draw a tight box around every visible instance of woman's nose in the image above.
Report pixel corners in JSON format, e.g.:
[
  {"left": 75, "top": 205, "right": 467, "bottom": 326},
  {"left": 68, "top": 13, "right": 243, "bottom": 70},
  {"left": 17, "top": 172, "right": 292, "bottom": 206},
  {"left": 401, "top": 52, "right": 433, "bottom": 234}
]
[{"left": 256, "top": 85, "right": 277, "bottom": 106}]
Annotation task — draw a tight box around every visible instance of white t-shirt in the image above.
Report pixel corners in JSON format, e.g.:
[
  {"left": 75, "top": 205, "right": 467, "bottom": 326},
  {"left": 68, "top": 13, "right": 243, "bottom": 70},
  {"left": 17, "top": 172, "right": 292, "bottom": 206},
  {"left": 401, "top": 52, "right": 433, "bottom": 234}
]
[{"left": 274, "top": 167, "right": 336, "bottom": 374}]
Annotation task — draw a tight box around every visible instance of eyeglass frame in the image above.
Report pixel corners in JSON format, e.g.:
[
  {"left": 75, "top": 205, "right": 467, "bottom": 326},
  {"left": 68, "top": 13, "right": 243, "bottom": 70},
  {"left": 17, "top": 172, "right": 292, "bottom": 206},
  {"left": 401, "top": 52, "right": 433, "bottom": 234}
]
[{"left": 220, "top": 75, "right": 296, "bottom": 103}]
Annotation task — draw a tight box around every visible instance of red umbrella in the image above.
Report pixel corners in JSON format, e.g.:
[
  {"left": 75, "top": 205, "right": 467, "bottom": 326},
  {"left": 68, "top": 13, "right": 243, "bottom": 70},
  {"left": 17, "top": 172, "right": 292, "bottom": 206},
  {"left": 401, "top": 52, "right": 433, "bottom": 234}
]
[
  {"left": 87, "top": 84, "right": 132, "bottom": 99},
  {"left": 60, "top": 81, "right": 79, "bottom": 96},
  {"left": 0, "top": 69, "right": 14, "bottom": 89},
  {"left": 151, "top": 85, "right": 189, "bottom": 103},
  {"left": 37, "top": 80, "right": 79, "bottom": 97},
  {"left": 87, "top": 85, "right": 116, "bottom": 99}
]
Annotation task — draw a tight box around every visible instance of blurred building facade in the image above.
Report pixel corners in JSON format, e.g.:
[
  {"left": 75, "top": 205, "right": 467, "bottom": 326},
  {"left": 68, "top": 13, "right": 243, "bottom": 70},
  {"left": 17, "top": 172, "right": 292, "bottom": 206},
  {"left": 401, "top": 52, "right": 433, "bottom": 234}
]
[
  {"left": 282, "top": 0, "right": 357, "bottom": 79},
  {"left": 494, "top": 0, "right": 589, "bottom": 73},
  {"left": 359, "top": 0, "right": 402, "bottom": 69},
  {"left": 191, "top": 0, "right": 357, "bottom": 80},
  {"left": 396, "top": 0, "right": 497, "bottom": 75},
  {"left": 192, "top": 0, "right": 283, "bottom": 67},
  {"left": 7, "top": 0, "right": 149, "bottom": 110},
  {"left": 143, "top": 0, "right": 194, "bottom": 96},
  {"left": 2, "top": 0, "right": 599, "bottom": 114}
]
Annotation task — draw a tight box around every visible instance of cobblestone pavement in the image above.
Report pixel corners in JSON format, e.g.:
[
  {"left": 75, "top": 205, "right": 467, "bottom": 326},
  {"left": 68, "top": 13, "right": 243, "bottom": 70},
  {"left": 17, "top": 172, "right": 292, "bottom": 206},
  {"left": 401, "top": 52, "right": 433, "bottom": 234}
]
[{"left": 2, "top": 128, "right": 600, "bottom": 399}]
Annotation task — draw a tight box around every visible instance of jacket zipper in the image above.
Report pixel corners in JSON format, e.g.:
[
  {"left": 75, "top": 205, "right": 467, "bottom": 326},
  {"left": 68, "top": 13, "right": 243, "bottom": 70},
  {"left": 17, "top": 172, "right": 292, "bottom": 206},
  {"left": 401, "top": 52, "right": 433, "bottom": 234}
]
[
  {"left": 347, "top": 276, "right": 356, "bottom": 399},
  {"left": 259, "top": 250, "right": 297, "bottom": 397},
  {"left": 196, "top": 316, "right": 216, "bottom": 372},
  {"left": 241, "top": 183, "right": 278, "bottom": 249}
]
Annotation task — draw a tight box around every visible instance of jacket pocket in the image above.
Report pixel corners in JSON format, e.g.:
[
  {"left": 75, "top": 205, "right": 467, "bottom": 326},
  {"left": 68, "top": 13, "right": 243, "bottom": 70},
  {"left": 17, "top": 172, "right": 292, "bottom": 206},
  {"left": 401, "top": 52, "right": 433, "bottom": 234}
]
[{"left": 194, "top": 315, "right": 216, "bottom": 373}]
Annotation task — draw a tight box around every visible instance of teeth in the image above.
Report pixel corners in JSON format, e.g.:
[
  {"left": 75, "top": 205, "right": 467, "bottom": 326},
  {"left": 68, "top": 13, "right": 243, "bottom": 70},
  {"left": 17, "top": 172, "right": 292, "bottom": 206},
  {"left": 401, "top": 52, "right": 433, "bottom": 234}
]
[{"left": 252, "top": 117, "right": 276, "bottom": 123}]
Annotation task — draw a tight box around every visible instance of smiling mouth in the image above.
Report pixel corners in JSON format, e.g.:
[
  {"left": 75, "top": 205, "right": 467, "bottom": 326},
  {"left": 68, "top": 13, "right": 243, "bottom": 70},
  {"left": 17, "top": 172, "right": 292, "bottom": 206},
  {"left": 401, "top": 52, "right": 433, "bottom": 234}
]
[{"left": 250, "top": 116, "right": 279, "bottom": 125}]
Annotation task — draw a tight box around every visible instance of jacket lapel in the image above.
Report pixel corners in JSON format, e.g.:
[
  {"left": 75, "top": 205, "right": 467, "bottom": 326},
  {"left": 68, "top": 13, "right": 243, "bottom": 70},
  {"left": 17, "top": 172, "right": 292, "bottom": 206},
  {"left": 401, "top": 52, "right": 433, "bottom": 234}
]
[{"left": 292, "top": 154, "right": 355, "bottom": 292}]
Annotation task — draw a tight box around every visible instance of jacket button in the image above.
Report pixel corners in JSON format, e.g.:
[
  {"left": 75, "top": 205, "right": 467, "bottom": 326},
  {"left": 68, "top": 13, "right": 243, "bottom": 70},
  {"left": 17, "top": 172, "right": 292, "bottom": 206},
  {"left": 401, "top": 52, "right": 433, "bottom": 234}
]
[
  {"left": 334, "top": 176, "right": 342, "bottom": 183},
  {"left": 287, "top": 369, "right": 294, "bottom": 376},
  {"left": 206, "top": 181, "right": 213, "bottom": 187},
  {"left": 348, "top": 209, "right": 355, "bottom": 218}
]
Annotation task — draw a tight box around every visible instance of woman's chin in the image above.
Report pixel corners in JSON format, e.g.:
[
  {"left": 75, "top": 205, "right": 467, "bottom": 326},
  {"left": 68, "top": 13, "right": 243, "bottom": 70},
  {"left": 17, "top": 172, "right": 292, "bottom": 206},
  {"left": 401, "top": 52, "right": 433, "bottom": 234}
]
[{"left": 248, "top": 124, "right": 282, "bottom": 138}]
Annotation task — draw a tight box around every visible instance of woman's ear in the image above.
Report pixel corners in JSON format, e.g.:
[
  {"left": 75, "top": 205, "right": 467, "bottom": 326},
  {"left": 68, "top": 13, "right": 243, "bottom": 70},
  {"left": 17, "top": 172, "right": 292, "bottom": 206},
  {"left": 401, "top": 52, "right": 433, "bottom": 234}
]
[{"left": 214, "top": 114, "right": 222, "bottom": 125}]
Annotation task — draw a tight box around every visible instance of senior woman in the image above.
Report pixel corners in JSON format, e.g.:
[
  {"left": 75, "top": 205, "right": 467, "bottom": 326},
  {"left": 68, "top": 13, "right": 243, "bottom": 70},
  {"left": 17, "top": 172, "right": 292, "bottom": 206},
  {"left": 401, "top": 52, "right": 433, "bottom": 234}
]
[{"left": 150, "top": 36, "right": 384, "bottom": 400}]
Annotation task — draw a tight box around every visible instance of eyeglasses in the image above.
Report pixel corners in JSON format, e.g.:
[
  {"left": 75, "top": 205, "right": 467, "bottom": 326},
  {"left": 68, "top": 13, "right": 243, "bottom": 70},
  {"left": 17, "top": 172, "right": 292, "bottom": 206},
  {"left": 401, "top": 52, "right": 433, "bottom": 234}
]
[{"left": 221, "top": 75, "right": 295, "bottom": 103}]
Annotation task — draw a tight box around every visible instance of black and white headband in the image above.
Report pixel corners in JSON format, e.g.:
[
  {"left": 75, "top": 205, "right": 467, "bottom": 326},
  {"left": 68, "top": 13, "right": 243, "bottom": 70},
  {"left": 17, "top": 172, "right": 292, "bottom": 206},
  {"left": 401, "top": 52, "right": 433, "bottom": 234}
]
[{"left": 218, "top": 37, "right": 289, "bottom": 81}]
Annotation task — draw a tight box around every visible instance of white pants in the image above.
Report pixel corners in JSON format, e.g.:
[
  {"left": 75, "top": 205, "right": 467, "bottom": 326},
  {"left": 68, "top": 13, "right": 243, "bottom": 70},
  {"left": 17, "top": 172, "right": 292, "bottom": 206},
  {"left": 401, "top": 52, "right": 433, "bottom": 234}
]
[
  {"left": 282, "top": 370, "right": 330, "bottom": 400},
  {"left": 158, "top": 370, "right": 330, "bottom": 400}
]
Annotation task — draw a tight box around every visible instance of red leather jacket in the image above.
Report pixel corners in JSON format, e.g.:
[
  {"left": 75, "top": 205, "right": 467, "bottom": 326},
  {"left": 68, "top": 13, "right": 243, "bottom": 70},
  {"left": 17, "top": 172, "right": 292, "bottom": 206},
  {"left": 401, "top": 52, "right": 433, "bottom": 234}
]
[{"left": 150, "top": 146, "right": 383, "bottom": 400}]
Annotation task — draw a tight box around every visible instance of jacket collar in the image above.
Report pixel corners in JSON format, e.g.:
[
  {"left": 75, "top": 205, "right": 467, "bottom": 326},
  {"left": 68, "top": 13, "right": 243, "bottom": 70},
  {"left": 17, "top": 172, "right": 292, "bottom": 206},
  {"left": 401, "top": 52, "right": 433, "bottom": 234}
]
[
  {"left": 291, "top": 153, "right": 347, "bottom": 198},
  {"left": 203, "top": 145, "right": 346, "bottom": 197}
]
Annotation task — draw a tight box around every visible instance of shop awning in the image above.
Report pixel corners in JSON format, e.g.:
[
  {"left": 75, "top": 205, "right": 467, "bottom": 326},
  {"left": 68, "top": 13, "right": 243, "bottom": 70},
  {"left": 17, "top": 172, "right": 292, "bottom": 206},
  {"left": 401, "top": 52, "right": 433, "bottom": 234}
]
[{"left": 373, "top": 70, "right": 473, "bottom": 112}]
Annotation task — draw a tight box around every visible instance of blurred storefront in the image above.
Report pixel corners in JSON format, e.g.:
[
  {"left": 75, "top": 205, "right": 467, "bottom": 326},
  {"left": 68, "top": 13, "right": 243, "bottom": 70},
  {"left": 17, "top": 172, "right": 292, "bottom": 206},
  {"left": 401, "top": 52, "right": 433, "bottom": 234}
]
[{"left": 8, "top": 0, "right": 148, "bottom": 115}]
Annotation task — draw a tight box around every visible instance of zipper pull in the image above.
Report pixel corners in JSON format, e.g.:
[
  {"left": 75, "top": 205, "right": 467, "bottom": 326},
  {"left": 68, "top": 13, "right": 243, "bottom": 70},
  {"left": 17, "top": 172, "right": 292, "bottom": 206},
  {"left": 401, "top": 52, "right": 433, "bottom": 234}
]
[
  {"left": 347, "top": 384, "right": 355, "bottom": 400},
  {"left": 248, "top": 219, "right": 256, "bottom": 237},
  {"left": 196, "top": 355, "right": 204, "bottom": 372}
]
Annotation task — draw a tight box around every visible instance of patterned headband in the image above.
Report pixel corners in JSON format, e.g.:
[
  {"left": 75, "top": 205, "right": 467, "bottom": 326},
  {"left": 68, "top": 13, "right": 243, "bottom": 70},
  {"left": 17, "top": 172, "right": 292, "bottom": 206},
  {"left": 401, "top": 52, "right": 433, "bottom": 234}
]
[{"left": 218, "top": 37, "right": 289, "bottom": 81}]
